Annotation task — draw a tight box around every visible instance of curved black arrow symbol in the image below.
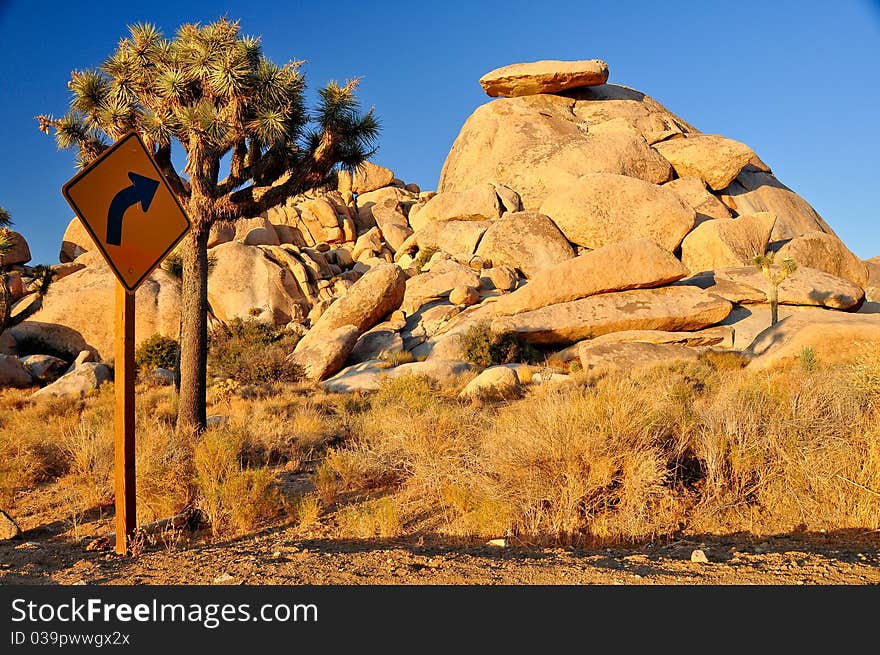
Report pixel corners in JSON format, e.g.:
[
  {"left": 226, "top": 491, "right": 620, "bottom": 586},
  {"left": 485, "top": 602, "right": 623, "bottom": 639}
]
[{"left": 106, "top": 172, "right": 160, "bottom": 246}]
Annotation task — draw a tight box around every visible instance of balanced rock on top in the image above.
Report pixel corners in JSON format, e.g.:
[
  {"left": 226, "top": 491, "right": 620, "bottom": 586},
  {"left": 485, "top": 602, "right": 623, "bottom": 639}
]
[{"left": 480, "top": 59, "right": 610, "bottom": 97}]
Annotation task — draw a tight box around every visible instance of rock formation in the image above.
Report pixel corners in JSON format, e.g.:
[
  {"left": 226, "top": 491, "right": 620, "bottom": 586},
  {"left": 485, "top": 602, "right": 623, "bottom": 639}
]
[{"left": 4, "top": 58, "right": 878, "bottom": 391}]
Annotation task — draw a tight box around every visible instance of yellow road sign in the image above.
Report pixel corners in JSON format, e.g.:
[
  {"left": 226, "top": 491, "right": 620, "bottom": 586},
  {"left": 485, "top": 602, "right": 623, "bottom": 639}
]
[{"left": 62, "top": 132, "right": 191, "bottom": 292}]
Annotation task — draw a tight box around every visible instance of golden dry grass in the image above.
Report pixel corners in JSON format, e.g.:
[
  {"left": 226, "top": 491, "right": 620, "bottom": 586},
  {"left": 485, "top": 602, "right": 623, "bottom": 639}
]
[
  {"left": 321, "top": 347, "right": 880, "bottom": 545},
  {"left": 3, "top": 343, "right": 879, "bottom": 547}
]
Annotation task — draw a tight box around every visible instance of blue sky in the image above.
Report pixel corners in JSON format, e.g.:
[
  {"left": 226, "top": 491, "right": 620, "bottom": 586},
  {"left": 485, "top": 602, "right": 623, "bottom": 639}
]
[{"left": 1, "top": 0, "right": 878, "bottom": 265}]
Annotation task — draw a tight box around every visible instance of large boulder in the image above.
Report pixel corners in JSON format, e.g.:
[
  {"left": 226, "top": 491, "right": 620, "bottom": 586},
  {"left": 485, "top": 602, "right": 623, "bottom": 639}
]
[
  {"left": 60, "top": 217, "right": 96, "bottom": 262},
  {"left": 675, "top": 272, "right": 769, "bottom": 305},
  {"left": 491, "top": 286, "right": 732, "bottom": 345},
  {"left": 348, "top": 322, "right": 405, "bottom": 364},
  {"left": 355, "top": 186, "right": 418, "bottom": 234},
  {"left": 747, "top": 310, "right": 880, "bottom": 369},
  {"left": 586, "top": 326, "right": 734, "bottom": 349},
  {"left": 322, "top": 360, "right": 384, "bottom": 393},
  {"left": 387, "top": 359, "right": 474, "bottom": 385},
  {"left": 720, "top": 168, "right": 835, "bottom": 242},
  {"left": 653, "top": 134, "right": 769, "bottom": 191},
  {"left": 578, "top": 340, "right": 700, "bottom": 373},
  {"left": 0, "top": 231, "right": 30, "bottom": 267},
  {"left": 10, "top": 257, "right": 180, "bottom": 361},
  {"left": 775, "top": 231, "right": 869, "bottom": 288},
  {"left": 866, "top": 257, "right": 880, "bottom": 303},
  {"left": 714, "top": 266, "right": 864, "bottom": 311},
  {"left": 663, "top": 176, "right": 733, "bottom": 222},
  {"left": 413, "top": 184, "right": 505, "bottom": 225},
  {"left": 208, "top": 242, "right": 309, "bottom": 326},
  {"left": 32, "top": 361, "right": 112, "bottom": 400},
  {"left": 438, "top": 90, "right": 677, "bottom": 209},
  {"left": 296, "top": 199, "right": 345, "bottom": 244},
  {"left": 291, "top": 324, "right": 359, "bottom": 381},
  {"left": 233, "top": 216, "right": 280, "bottom": 246},
  {"left": 867, "top": 257, "right": 880, "bottom": 286},
  {"left": 538, "top": 173, "right": 695, "bottom": 251},
  {"left": 0, "top": 354, "right": 32, "bottom": 388},
  {"left": 474, "top": 211, "right": 574, "bottom": 278},
  {"left": 370, "top": 196, "right": 413, "bottom": 252},
  {"left": 479, "top": 59, "right": 609, "bottom": 97},
  {"left": 322, "top": 358, "right": 475, "bottom": 392},
  {"left": 351, "top": 162, "right": 395, "bottom": 194},
  {"left": 493, "top": 238, "right": 688, "bottom": 316},
  {"left": 309, "top": 263, "right": 405, "bottom": 334},
  {"left": 408, "top": 220, "right": 492, "bottom": 261},
  {"left": 459, "top": 365, "right": 520, "bottom": 398},
  {"left": 680, "top": 212, "right": 777, "bottom": 274},
  {"left": 403, "top": 259, "right": 481, "bottom": 314},
  {"left": 19, "top": 354, "right": 67, "bottom": 383}
]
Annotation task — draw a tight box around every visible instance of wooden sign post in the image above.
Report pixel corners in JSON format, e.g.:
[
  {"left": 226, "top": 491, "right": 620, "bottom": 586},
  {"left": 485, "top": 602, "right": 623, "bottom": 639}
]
[
  {"left": 61, "top": 132, "right": 191, "bottom": 555},
  {"left": 114, "top": 284, "right": 137, "bottom": 554}
]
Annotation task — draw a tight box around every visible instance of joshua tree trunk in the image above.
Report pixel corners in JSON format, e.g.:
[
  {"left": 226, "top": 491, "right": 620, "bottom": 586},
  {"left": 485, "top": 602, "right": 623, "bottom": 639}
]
[
  {"left": 177, "top": 225, "right": 210, "bottom": 435},
  {"left": 769, "top": 284, "right": 779, "bottom": 326}
]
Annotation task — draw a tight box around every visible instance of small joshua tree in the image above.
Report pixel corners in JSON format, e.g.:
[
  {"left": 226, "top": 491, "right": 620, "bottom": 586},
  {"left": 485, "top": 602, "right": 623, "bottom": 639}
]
[
  {"left": 753, "top": 252, "right": 797, "bottom": 326},
  {"left": 0, "top": 206, "right": 12, "bottom": 263}
]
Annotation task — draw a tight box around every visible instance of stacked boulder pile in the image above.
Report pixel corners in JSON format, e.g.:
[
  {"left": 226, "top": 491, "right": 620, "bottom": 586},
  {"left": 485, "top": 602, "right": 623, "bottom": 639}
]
[{"left": 4, "top": 58, "right": 880, "bottom": 397}]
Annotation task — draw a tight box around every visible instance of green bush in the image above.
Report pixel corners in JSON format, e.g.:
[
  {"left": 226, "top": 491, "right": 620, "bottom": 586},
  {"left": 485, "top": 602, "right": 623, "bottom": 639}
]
[
  {"left": 462, "top": 323, "right": 539, "bottom": 368},
  {"left": 209, "top": 318, "right": 303, "bottom": 385},
  {"left": 412, "top": 246, "right": 438, "bottom": 273},
  {"left": 135, "top": 334, "right": 179, "bottom": 372}
]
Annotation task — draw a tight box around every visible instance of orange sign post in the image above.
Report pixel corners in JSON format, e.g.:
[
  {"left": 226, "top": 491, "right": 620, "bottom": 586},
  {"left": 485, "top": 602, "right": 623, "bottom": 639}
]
[{"left": 62, "top": 132, "right": 190, "bottom": 555}]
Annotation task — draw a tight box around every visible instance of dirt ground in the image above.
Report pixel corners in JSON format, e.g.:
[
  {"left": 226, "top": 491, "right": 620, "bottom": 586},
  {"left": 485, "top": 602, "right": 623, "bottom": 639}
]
[{"left": 2, "top": 482, "right": 879, "bottom": 586}]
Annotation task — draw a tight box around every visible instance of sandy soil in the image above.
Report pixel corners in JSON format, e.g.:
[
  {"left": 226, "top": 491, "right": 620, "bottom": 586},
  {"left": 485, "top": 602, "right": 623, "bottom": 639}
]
[{"left": 2, "top": 483, "right": 878, "bottom": 586}]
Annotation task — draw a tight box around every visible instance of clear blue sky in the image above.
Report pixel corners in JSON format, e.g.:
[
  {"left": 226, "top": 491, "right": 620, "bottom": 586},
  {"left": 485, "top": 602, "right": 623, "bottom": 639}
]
[{"left": 1, "top": 0, "right": 878, "bottom": 265}]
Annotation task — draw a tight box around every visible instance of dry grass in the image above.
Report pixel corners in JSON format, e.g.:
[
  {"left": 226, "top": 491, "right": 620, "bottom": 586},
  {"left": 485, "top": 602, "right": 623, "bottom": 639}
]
[
  {"left": 289, "top": 493, "right": 321, "bottom": 529},
  {"left": 337, "top": 497, "right": 401, "bottom": 538},
  {"left": 3, "top": 342, "right": 879, "bottom": 548},
  {"left": 319, "top": 351, "right": 880, "bottom": 545},
  {"left": 193, "top": 425, "right": 282, "bottom": 535}
]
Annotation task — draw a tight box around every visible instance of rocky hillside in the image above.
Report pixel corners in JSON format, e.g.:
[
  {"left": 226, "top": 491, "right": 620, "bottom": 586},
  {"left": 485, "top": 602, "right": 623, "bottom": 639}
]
[{"left": 2, "top": 58, "right": 879, "bottom": 395}]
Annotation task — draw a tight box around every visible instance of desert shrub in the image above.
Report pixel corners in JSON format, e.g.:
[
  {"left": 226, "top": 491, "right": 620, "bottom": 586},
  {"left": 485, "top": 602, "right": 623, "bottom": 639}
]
[
  {"left": 209, "top": 318, "right": 303, "bottom": 385},
  {"left": 135, "top": 418, "right": 197, "bottom": 523},
  {"left": 799, "top": 346, "right": 818, "bottom": 373},
  {"left": 135, "top": 333, "right": 179, "bottom": 372},
  {"left": 378, "top": 350, "right": 415, "bottom": 368},
  {"left": 242, "top": 398, "right": 336, "bottom": 467},
  {"left": 698, "top": 349, "right": 748, "bottom": 372},
  {"left": 0, "top": 389, "right": 91, "bottom": 505},
  {"left": 312, "top": 459, "right": 340, "bottom": 506},
  {"left": 372, "top": 374, "right": 442, "bottom": 411},
  {"left": 289, "top": 493, "right": 322, "bottom": 529},
  {"left": 57, "top": 410, "right": 115, "bottom": 508},
  {"left": 689, "top": 362, "right": 879, "bottom": 532},
  {"left": 462, "top": 323, "right": 539, "bottom": 367},
  {"left": 477, "top": 380, "right": 679, "bottom": 545},
  {"left": 193, "top": 425, "right": 281, "bottom": 535},
  {"left": 412, "top": 246, "right": 438, "bottom": 273},
  {"left": 337, "top": 497, "right": 401, "bottom": 538}
]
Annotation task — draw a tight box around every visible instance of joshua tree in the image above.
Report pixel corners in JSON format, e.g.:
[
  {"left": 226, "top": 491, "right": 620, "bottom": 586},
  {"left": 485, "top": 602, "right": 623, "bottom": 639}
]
[
  {"left": 38, "top": 19, "right": 379, "bottom": 434},
  {"left": 0, "top": 206, "right": 12, "bottom": 263},
  {"left": 753, "top": 253, "right": 797, "bottom": 326}
]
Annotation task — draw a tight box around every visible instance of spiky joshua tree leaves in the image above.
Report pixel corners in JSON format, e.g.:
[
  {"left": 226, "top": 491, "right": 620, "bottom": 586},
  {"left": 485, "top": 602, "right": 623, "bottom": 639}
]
[
  {"left": 753, "top": 253, "right": 797, "bottom": 326},
  {"left": 38, "top": 19, "right": 379, "bottom": 434}
]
